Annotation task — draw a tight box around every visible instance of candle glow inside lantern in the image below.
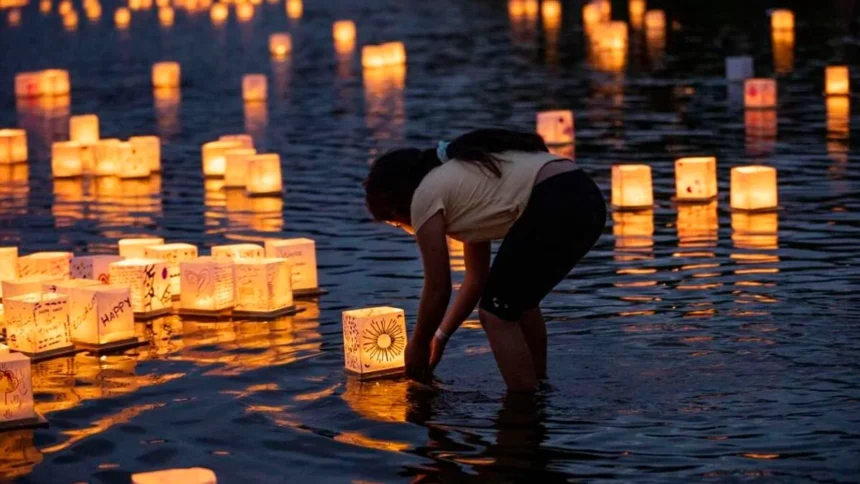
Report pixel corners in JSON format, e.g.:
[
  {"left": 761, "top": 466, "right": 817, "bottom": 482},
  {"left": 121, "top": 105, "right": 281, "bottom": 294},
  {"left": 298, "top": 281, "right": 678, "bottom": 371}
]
[
  {"left": 269, "top": 33, "right": 291, "bottom": 59},
  {"left": 242, "top": 74, "right": 267, "bottom": 102},
  {"left": 8, "top": 9, "right": 22, "bottom": 26},
  {"left": 333, "top": 20, "right": 356, "bottom": 52},
  {"left": 725, "top": 56, "right": 753, "bottom": 82},
  {"left": 342, "top": 306, "right": 407, "bottom": 379},
  {"left": 744, "top": 78, "right": 777, "bottom": 109},
  {"left": 129, "top": 136, "right": 161, "bottom": 173},
  {"left": 108, "top": 259, "right": 172, "bottom": 318},
  {"left": 152, "top": 62, "right": 180, "bottom": 89},
  {"left": 14, "top": 72, "right": 42, "bottom": 99},
  {"left": 211, "top": 244, "right": 264, "bottom": 260},
  {"left": 581, "top": 3, "right": 600, "bottom": 34},
  {"left": 770, "top": 9, "right": 793, "bottom": 32},
  {"left": 158, "top": 6, "right": 173, "bottom": 25},
  {"left": 232, "top": 258, "right": 293, "bottom": 316},
  {"left": 730, "top": 166, "right": 778, "bottom": 212},
  {"left": 121, "top": 140, "right": 152, "bottom": 178},
  {"left": 18, "top": 252, "right": 72, "bottom": 279},
  {"left": 536, "top": 110, "right": 574, "bottom": 146},
  {"left": 118, "top": 237, "right": 164, "bottom": 258},
  {"left": 629, "top": 0, "right": 645, "bottom": 30},
  {"left": 85, "top": 2, "right": 101, "bottom": 19},
  {"left": 825, "top": 66, "right": 850, "bottom": 96},
  {"left": 71, "top": 255, "right": 123, "bottom": 283},
  {"left": 132, "top": 468, "right": 217, "bottom": 484},
  {"left": 178, "top": 258, "right": 234, "bottom": 315},
  {"left": 143, "top": 243, "right": 198, "bottom": 296},
  {"left": 4, "top": 293, "right": 73, "bottom": 356},
  {"left": 62, "top": 10, "right": 78, "bottom": 29},
  {"left": 674, "top": 157, "right": 717, "bottom": 201},
  {"left": 611, "top": 164, "right": 653, "bottom": 210},
  {"left": 362, "top": 42, "right": 406, "bottom": 69},
  {"left": 66, "top": 285, "right": 135, "bottom": 347},
  {"left": 69, "top": 114, "right": 99, "bottom": 145},
  {"left": 731, "top": 211, "right": 778, "bottom": 249},
  {"left": 236, "top": 3, "right": 254, "bottom": 21},
  {"left": 592, "top": 21, "right": 628, "bottom": 52},
  {"left": 223, "top": 148, "right": 257, "bottom": 187},
  {"left": 246, "top": 154, "right": 282, "bottom": 196},
  {"left": 93, "top": 139, "right": 121, "bottom": 175},
  {"left": 0, "top": 349, "right": 36, "bottom": 427},
  {"left": 40, "top": 69, "right": 70, "bottom": 97},
  {"left": 114, "top": 6, "right": 130, "bottom": 27},
  {"left": 0, "top": 129, "right": 28, "bottom": 164},
  {"left": 0, "top": 247, "right": 18, "bottom": 298},
  {"left": 202, "top": 140, "right": 242, "bottom": 177},
  {"left": 644, "top": 9, "right": 665, "bottom": 32},
  {"left": 286, "top": 0, "right": 301, "bottom": 19},
  {"left": 264, "top": 238, "right": 319, "bottom": 294}
]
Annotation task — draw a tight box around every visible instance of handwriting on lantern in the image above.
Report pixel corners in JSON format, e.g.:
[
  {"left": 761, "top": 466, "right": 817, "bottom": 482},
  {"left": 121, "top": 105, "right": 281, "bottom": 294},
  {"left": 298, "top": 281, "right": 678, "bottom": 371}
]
[
  {"left": 0, "top": 363, "right": 30, "bottom": 420},
  {"left": 101, "top": 297, "right": 131, "bottom": 327}
]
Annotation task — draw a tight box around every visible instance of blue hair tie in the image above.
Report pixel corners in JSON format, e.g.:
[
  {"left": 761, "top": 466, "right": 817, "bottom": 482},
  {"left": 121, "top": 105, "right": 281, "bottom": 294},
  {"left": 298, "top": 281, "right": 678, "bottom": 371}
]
[{"left": 436, "top": 141, "right": 450, "bottom": 163}]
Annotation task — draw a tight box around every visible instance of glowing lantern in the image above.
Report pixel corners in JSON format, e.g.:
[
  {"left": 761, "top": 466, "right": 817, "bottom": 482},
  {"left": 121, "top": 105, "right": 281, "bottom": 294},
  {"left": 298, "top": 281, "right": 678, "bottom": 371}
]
[
  {"left": 730, "top": 166, "right": 777, "bottom": 211},
  {"left": 2, "top": 276, "right": 63, "bottom": 300},
  {"left": 333, "top": 20, "right": 356, "bottom": 52},
  {"left": 18, "top": 252, "right": 72, "bottom": 279},
  {"left": 93, "top": 139, "right": 122, "bottom": 176},
  {"left": 676, "top": 202, "right": 718, "bottom": 246},
  {"left": 114, "top": 7, "right": 130, "bottom": 27},
  {"left": 342, "top": 307, "right": 406, "bottom": 379},
  {"left": 381, "top": 42, "right": 406, "bottom": 66},
  {"left": 4, "top": 293, "right": 73, "bottom": 356},
  {"left": 674, "top": 157, "right": 717, "bottom": 201},
  {"left": 113, "top": 141, "right": 148, "bottom": 178},
  {"left": 541, "top": 0, "right": 560, "bottom": 28},
  {"left": 645, "top": 9, "right": 664, "bottom": 32},
  {"left": 41, "top": 278, "right": 101, "bottom": 295},
  {"left": 612, "top": 210, "right": 653, "bottom": 249},
  {"left": 286, "top": 0, "right": 301, "bottom": 19},
  {"left": 770, "top": 9, "right": 793, "bottom": 32},
  {"left": 70, "top": 255, "right": 123, "bottom": 283},
  {"left": 143, "top": 243, "right": 198, "bottom": 296},
  {"left": 264, "top": 238, "right": 319, "bottom": 294},
  {"left": 69, "top": 114, "right": 99, "bottom": 145},
  {"left": 211, "top": 244, "right": 264, "bottom": 260},
  {"left": 158, "top": 6, "right": 173, "bottom": 25},
  {"left": 62, "top": 10, "right": 78, "bottom": 29},
  {"left": 132, "top": 468, "right": 217, "bottom": 484},
  {"left": 536, "top": 110, "right": 574, "bottom": 146},
  {"left": 118, "top": 237, "right": 164, "bottom": 258},
  {"left": 129, "top": 136, "right": 161, "bottom": 173},
  {"left": 611, "top": 164, "right": 653, "bottom": 210},
  {"left": 269, "top": 33, "right": 291, "bottom": 59},
  {"left": 65, "top": 285, "right": 135, "bottom": 348},
  {"left": 58, "top": 0, "right": 72, "bottom": 14},
  {"left": 0, "top": 129, "right": 27, "bottom": 164},
  {"left": 629, "top": 0, "right": 645, "bottom": 30},
  {"left": 725, "top": 56, "right": 753, "bottom": 82},
  {"left": 592, "top": 21, "right": 628, "bottom": 52},
  {"left": 744, "top": 78, "right": 777, "bottom": 109},
  {"left": 85, "top": 3, "right": 101, "bottom": 19},
  {"left": 155, "top": 0, "right": 168, "bottom": 7},
  {"left": 209, "top": 3, "right": 227, "bottom": 23},
  {"left": 177, "top": 258, "right": 234, "bottom": 315},
  {"left": 236, "top": 3, "right": 253, "bottom": 21},
  {"left": 202, "top": 140, "right": 242, "bottom": 177},
  {"left": 219, "top": 134, "right": 254, "bottom": 149},
  {"left": 242, "top": 74, "right": 267, "bottom": 102},
  {"left": 108, "top": 259, "right": 172, "bottom": 318},
  {"left": 232, "top": 258, "right": 293, "bottom": 316},
  {"left": 771, "top": 30, "right": 794, "bottom": 75},
  {"left": 14, "top": 72, "right": 42, "bottom": 99},
  {"left": 361, "top": 46, "right": 385, "bottom": 69},
  {"left": 152, "top": 62, "right": 180, "bottom": 89},
  {"left": 41, "top": 69, "right": 70, "bottom": 97},
  {"left": 39, "top": 0, "right": 50, "bottom": 13},
  {"left": 223, "top": 148, "right": 257, "bottom": 187},
  {"left": 8, "top": 8, "right": 22, "bottom": 26},
  {"left": 0, "top": 350, "right": 36, "bottom": 426},
  {"left": 581, "top": 3, "right": 600, "bottom": 34},
  {"left": 0, "top": 247, "right": 17, "bottom": 299},
  {"left": 246, "top": 154, "right": 282, "bottom": 195},
  {"left": 825, "top": 66, "right": 849, "bottom": 96}
]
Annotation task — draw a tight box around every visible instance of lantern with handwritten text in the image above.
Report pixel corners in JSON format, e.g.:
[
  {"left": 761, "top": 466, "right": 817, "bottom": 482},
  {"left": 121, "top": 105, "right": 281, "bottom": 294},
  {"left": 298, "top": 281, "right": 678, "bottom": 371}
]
[
  {"left": 178, "top": 258, "right": 234, "bottom": 315},
  {"left": 342, "top": 307, "right": 406, "bottom": 379},
  {"left": 536, "top": 110, "right": 574, "bottom": 146},
  {"left": 725, "top": 56, "right": 753, "bottom": 82},
  {"left": 0, "top": 349, "right": 36, "bottom": 427},
  {"left": 4, "top": 293, "right": 73, "bottom": 357},
  {"left": 825, "top": 66, "right": 849, "bottom": 96},
  {"left": 202, "top": 140, "right": 242, "bottom": 177},
  {"left": 611, "top": 164, "right": 653, "bottom": 210},
  {"left": 118, "top": 237, "right": 164, "bottom": 258},
  {"left": 770, "top": 9, "right": 793, "bottom": 32},
  {"left": 744, "top": 78, "right": 776, "bottom": 109},
  {"left": 0, "top": 129, "right": 27, "bottom": 164},
  {"left": 18, "top": 252, "right": 72, "bottom": 279},
  {"left": 108, "top": 259, "right": 172, "bottom": 318},
  {"left": 730, "top": 166, "right": 778, "bottom": 212},
  {"left": 143, "top": 243, "right": 198, "bottom": 296},
  {"left": 2, "top": 276, "right": 63, "bottom": 300},
  {"left": 211, "top": 244, "right": 264, "bottom": 260},
  {"left": 242, "top": 75, "right": 267, "bottom": 102},
  {"left": 269, "top": 33, "right": 291, "bottom": 59},
  {"left": 246, "top": 154, "right": 282, "bottom": 196},
  {"left": 674, "top": 157, "right": 717, "bottom": 202},
  {"left": 223, "top": 148, "right": 257, "bottom": 187},
  {"left": 51, "top": 141, "right": 83, "bottom": 178},
  {"left": 152, "top": 62, "right": 180, "bottom": 89},
  {"left": 70, "top": 255, "right": 123, "bottom": 283},
  {"left": 264, "top": 238, "right": 319, "bottom": 295},
  {"left": 66, "top": 285, "right": 135, "bottom": 347},
  {"left": 233, "top": 258, "right": 293, "bottom": 316}
]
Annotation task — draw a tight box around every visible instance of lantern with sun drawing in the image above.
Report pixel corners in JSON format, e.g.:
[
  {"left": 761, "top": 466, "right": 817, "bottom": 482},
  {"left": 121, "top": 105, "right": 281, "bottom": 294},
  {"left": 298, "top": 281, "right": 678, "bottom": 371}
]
[{"left": 342, "top": 306, "right": 407, "bottom": 379}]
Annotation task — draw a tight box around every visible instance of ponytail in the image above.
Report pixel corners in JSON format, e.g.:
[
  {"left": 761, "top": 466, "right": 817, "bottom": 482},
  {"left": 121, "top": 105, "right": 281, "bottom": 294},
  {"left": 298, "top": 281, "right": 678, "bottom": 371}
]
[{"left": 441, "top": 128, "right": 549, "bottom": 177}]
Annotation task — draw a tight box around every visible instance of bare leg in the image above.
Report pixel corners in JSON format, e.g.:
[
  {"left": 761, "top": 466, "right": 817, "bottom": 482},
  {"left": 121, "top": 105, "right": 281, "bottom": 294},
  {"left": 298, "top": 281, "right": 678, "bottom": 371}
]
[
  {"left": 479, "top": 308, "right": 538, "bottom": 393},
  {"left": 520, "top": 308, "right": 547, "bottom": 380}
]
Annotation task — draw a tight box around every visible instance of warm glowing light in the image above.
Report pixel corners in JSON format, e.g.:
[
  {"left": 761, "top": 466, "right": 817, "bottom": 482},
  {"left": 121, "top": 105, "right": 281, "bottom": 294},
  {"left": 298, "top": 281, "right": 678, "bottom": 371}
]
[
  {"left": 644, "top": 9, "right": 665, "bottom": 32},
  {"left": 211, "top": 244, "right": 264, "bottom": 260},
  {"left": 246, "top": 154, "right": 282, "bottom": 195},
  {"left": 771, "top": 30, "right": 794, "bottom": 75},
  {"left": 93, "top": 139, "right": 121, "bottom": 176},
  {"left": 132, "top": 468, "right": 217, "bottom": 484},
  {"left": 66, "top": 285, "right": 135, "bottom": 346},
  {"left": 4, "top": 293, "right": 74, "bottom": 355},
  {"left": 0, "top": 247, "right": 18, "bottom": 299},
  {"left": 0, "top": 129, "right": 28, "bottom": 164},
  {"left": 69, "top": 114, "right": 99, "bottom": 145},
  {"left": 236, "top": 2, "right": 253, "bottom": 21},
  {"left": 223, "top": 148, "right": 257, "bottom": 187},
  {"left": 16, "top": 252, "right": 72, "bottom": 279},
  {"left": 269, "top": 33, "right": 292, "bottom": 59},
  {"left": 233, "top": 258, "right": 293, "bottom": 314},
  {"left": 745, "top": 109, "right": 777, "bottom": 141},
  {"left": 676, "top": 202, "right": 718, "bottom": 245},
  {"left": 84, "top": 2, "right": 101, "bottom": 19},
  {"left": 177, "top": 257, "right": 234, "bottom": 314},
  {"left": 613, "top": 210, "right": 653, "bottom": 249},
  {"left": 202, "top": 140, "right": 243, "bottom": 177},
  {"left": 725, "top": 56, "right": 753, "bottom": 82},
  {"left": 362, "top": 42, "right": 406, "bottom": 69},
  {"left": 536, "top": 110, "right": 574, "bottom": 146},
  {"left": 39, "top": 0, "right": 51, "bottom": 13},
  {"left": 114, "top": 7, "right": 130, "bottom": 27},
  {"left": 108, "top": 258, "right": 172, "bottom": 317},
  {"left": 264, "top": 238, "right": 318, "bottom": 293},
  {"left": 158, "top": 6, "right": 174, "bottom": 25},
  {"left": 611, "top": 164, "right": 653, "bottom": 209},
  {"left": 581, "top": 3, "right": 601, "bottom": 34},
  {"left": 825, "top": 66, "right": 849, "bottom": 96},
  {"left": 285, "top": 0, "right": 301, "bottom": 19},
  {"left": 71, "top": 255, "right": 123, "bottom": 283},
  {"left": 58, "top": 0, "right": 72, "bottom": 14},
  {"left": 118, "top": 238, "right": 164, "bottom": 258},
  {"left": 592, "top": 21, "right": 628, "bottom": 51},
  {"left": 2, "top": 276, "right": 63, "bottom": 300},
  {"left": 542, "top": 0, "right": 560, "bottom": 27},
  {"left": 333, "top": 20, "right": 356, "bottom": 53},
  {"left": 826, "top": 96, "right": 849, "bottom": 137},
  {"left": 342, "top": 307, "right": 406, "bottom": 379},
  {"left": 7, "top": 8, "right": 21, "bottom": 25},
  {"left": 629, "top": 0, "right": 645, "bottom": 30},
  {"left": 732, "top": 211, "right": 778, "bottom": 249},
  {"left": 209, "top": 3, "right": 227, "bottom": 23},
  {"left": 155, "top": 0, "right": 168, "bottom": 7},
  {"left": 129, "top": 136, "right": 161, "bottom": 173},
  {"left": 14, "top": 69, "right": 70, "bottom": 98},
  {"left": 242, "top": 74, "right": 267, "bottom": 102},
  {"left": 770, "top": 9, "right": 793, "bottom": 32},
  {"left": 674, "top": 157, "right": 717, "bottom": 201},
  {"left": 143, "top": 243, "right": 199, "bottom": 296},
  {"left": 219, "top": 134, "right": 254, "bottom": 149},
  {"left": 0, "top": 350, "right": 35, "bottom": 425},
  {"left": 730, "top": 166, "right": 778, "bottom": 211},
  {"left": 117, "top": 141, "right": 150, "bottom": 179},
  {"left": 744, "top": 78, "right": 777, "bottom": 109},
  {"left": 51, "top": 141, "right": 84, "bottom": 178}
]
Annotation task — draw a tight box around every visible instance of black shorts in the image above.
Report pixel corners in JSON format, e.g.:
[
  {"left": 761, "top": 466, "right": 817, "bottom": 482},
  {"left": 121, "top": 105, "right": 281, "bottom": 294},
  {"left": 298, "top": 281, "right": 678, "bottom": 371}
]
[{"left": 479, "top": 169, "right": 607, "bottom": 322}]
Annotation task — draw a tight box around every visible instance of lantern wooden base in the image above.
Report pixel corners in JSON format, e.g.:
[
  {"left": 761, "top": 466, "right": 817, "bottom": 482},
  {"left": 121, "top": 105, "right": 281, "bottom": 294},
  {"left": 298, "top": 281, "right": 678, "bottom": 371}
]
[
  {"left": 611, "top": 204, "right": 653, "bottom": 212},
  {"left": 671, "top": 195, "right": 718, "bottom": 204},
  {"left": 0, "top": 413, "right": 49, "bottom": 433},
  {"left": 232, "top": 305, "right": 304, "bottom": 320},
  {"left": 177, "top": 307, "right": 233, "bottom": 319},
  {"left": 134, "top": 307, "right": 172, "bottom": 321},
  {"left": 17, "top": 344, "right": 81, "bottom": 363},
  {"left": 731, "top": 206, "right": 780, "bottom": 214},
  {"left": 75, "top": 336, "right": 147, "bottom": 355},
  {"left": 345, "top": 367, "right": 405, "bottom": 381},
  {"left": 293, "top": 287, "right": 328, "bottom": 298}
]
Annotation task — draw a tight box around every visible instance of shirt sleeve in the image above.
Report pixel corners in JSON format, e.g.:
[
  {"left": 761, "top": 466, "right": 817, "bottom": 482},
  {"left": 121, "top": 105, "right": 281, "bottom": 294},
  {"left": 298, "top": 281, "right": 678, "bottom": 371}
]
[{"left": 410, "top": 182, "right": 445, "bottom": 234}]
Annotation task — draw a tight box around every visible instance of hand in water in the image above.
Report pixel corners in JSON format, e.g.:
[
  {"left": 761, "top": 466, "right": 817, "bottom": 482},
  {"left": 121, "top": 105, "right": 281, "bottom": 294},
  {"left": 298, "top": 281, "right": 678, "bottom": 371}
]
[
  {"left": 405, "top": 338, "right": 430, "bottom": 382},
  {"left": 429, "top": 334, "right": 447, "bottom": 372}
]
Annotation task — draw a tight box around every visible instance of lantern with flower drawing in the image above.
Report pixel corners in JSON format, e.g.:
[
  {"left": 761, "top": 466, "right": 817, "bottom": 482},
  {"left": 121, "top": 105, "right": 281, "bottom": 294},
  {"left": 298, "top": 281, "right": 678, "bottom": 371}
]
[
  {"left": 264, "top": 238, "right": 319, "bottom": 295},
  {"left": 152, "top": 62, "right": 180, "bottom": 89},
  {"left": 233, "top": 258, "right": 293, "bottom": 316},
  {"left": 342, "top": 306, "right": 406, "bottom": 379},
  {"left": 18, "top": 252, "right": 72, "bottom": 279},
  {"left": 65, "top": 285, "right": 135, "bottom": 348},
  {"left": 51, "top": 141, "right": 83, "bottom": 178},
  {"left": 730, "top": 166, "right": 777, "bottom": 211},
  {"left": 770, "top": 9, "right": 793, "bottom": 32},
  {"left": 0, "top": 247, "right": 18, "bottom": 298},
  {"left": 536, "top": 110, "right": 574, "bottom": 146},
  {"left": 108, "top": 259, "right": 172, "bottom": 318},
  {"left": 611, "top": 164, "right": 653, "bottom": 210},
  {"left": 674, "top": 157, "right": 717, "bottom": 202},
  {"left": 178, "top": 258, "right": 234, "bottom": 315},
  {"left": 0, "top": 348, "right": 37, "bottom": 427},
  {"left": 129, "top": 136, "right": 161, "bottom": 173},
  {"left": 725, "top": 56, "right": 753, "bottom": 82},
  {"left": 825, "top": 66, "right": 849, "bottom": 96},
  {"left": 269, "top": 33, "right": 291, "bottom": 59},
  {"left": 246, "top": 154, "right": 282, "bottom": 195},
  {"left": 211, "top": 244, "right": 264, "bottom": 260},
  {"left": 242, "top": 75, "right": 267, "bottom": 102},
  {"left": 132, "top": 468, "right": 217, "bottom": 484},
  {"left": 0, "top": 129, "right": 27, "bottom": 164},
  {"left": 4, "top": 293, "right": 74, "bottom": 357},
  {"left": 70, "top": 255, "right": 123, "bottom": 283},
  {"left": 202, "top": 140, "right": 242, "bottom": 177},
  {"left": 118, "top": 237, "right": 164, "bottom": 258},
  {"left": 744, "top": 78, "right": 776, "bottom": 109},
  {"left": 143, "top": 243, "right": 198, "bottom": 296},
  {"left": 223, "top": 148, "right": 257, "bottom": 187},
  {"left": 333, "top": 20, "right": 355, "bottom": 52}
]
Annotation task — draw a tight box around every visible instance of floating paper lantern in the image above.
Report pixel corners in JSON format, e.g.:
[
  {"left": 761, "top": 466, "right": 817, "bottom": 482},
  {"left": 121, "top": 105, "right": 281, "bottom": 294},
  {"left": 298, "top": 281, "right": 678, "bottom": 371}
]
[
  {"left": 108, "top": 259, "right": 172, "bottom": 317},
  {"left": 41, "top": 278, "right": 101, "bottom": 295},
  {"left": 541, "top": 0, "right": 560, "bottom": 27},
  {"left": 58, "top": 0, "right": 72, "bottom": 14},
  {"left": 361, "top": 46, "right": 385, "bottom": 69},
  {"left": 236, "top": 2, "right": 253, "bottom": 21},
  {"left": 114, "top": 7, "right": 130, "bottom": 27},
  {"left": 14, "top": 72, "right": 42, "bottom": 99},
  {"left": 246, "top": 154, "right": 282, "bottom": 196},
  {"left": 70, "top": 255, "right": 123, "bottom": 283},
  {"left": 223, "top": 148, "right": 257, "bottom": 187},
  {"left": 2, "top": 276, "right": 62, "bottom": 300},
  {"left": 66, "top": 285, "right": 135, "bottom": 347},
  {"left": 0, "top": 129, "right": 27, "bottom": 164},
  {"left": 62, "top": 10, "right": 78, "bottom": 28},
  {"left": 269, "top": 33, "right": 291, "bottom": 59},
  {"left": 143, "top": 243, "right": 198, "bottom": 296},
  {"left": 725, "top": 56, "right": 753, "bottom": 82},
  {"left": 129, "top": 136, "right": 161, "bottom": 173},
  {"left": 592, "top": 21, "right": 627, "bottom": 52},
  {"left": 152, "top": 61, "right": 180, "bottom": 89},
  {"left": 120, "top": 141, "right": 151, "bottom": 179},
  {"left": 39, "top": 0, "right": 50, "bottom": 13},
  {"left": 644, "top": 9, "right": 664, "bottom": 32},
  {"left": 233, "top": 258, "right": 293, "bottom": 315},
  {"left": 93, "top": 139, "right": 120, "bottom": 176},
  {"left": 629, "top": 0, "right": 645, "bottom": 30},
  {"left": 611, "top": 164, "right": 653, "bottom": 210},
  {"left": 381, "top": 42, "right": 406, "bottom": 66},
  {"left": 84, "top": 2, "right": 101, "bottom": 19},
  {"left": 218, "top": 134, "right": 254, "bottom": 149},
  {"left": 676, "top": 202, "right": 718, "bottom": 246},
  {"left": 132, "top": 468, "right": 217, "bottom": 484},
  {"left": 242, "top": 74, "right": 267, "bottom": 102},
  {"left": 118, "top": 237, "right": 164, "bottom": 258},
  {"left": 0, "top": 247, "right": 17, "bottom": 298},
  {"left": 264, "top": 238, "right": 318, "bottom": 294},
  {"left": 342, "top": 306, "right": 406, "bottom": 379},
  {"left": 178, "top": 258, "right": 234, "bottom": 315},
  {"left": 0, "top": 350, "right": 36, "bottom": 426},
  {"left": 41, "top": 69, "right": 70, "bottom": 97},
  {"left": 581, "top": 3, "right": 601, "bottom": 34},
  {"left": 158, "top": 6, "right": 173, "bottom": 25},
  {"left": 770, "top": 9, "right": 793, "bottom": 32},
  {"left": 18, "top": 252, "right": 72, "bottom": 279},
  {"left": 4, "top": 293, "right": 73, "bottom": 356},
  {"left": 333, "top": 20, "right": 355, "bottom": 52},
  {"left": 209, "top": 3, "right": 227, "bottom": 23},
  {"left": 211, "top": 244, "right": 264, "bottom": 260},
  {"left": 730, "top": 166, "right": 777, "bottom": 211},
  {"left": 612, "top": 210, "right": 653, "bottom": 249},
  {"left": 825, "top": 66, "right": 849, "bottom": 96},
  {"left": 202, "top": 140, "right": 242, "bottom": 177},
  {"left": 744, "top": 78, "right": 776, "bottom": 109},
  {"left": 674, "top": 157, "right": 717, "bottom": 201},
  {"left": 286, "top": 0, "right": 301, "bottom": 19},
  {"left": 69, "top": 114, "right": 99, "bottom": 145},
  {"left": 536, "top": 110, "right": 574, "bottom": 146}
]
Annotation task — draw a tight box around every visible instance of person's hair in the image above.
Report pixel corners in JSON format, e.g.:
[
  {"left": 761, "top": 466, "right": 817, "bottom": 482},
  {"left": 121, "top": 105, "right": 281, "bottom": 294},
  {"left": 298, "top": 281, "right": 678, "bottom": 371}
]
[{"left": 364, "top": 128, "right": 548, "bottom": 224}]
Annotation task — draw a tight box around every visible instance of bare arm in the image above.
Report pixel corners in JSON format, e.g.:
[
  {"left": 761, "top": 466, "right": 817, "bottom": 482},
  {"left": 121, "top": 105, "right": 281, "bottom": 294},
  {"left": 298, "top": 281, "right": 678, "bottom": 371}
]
[{"left": 437, "top": 241, "right": 491, "bottom": 338}]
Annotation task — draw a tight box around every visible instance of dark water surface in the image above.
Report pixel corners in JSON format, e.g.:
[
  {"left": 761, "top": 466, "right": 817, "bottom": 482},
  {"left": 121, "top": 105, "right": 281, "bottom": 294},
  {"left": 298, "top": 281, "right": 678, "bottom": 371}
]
[{"left": 2, "top": 0, "right": 860, "bottom": 481}]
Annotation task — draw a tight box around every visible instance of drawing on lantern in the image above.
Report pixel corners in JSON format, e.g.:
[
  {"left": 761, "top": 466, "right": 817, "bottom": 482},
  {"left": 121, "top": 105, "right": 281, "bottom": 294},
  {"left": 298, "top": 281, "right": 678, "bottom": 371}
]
[
  {"left": 184, "top": 269, "right": 210, "bottom": 301},
  {"left": 1, "top": 369, "right": 20, "bottom": 404},
  {"left": 362, "top": 314, "right": 406, "bottom": 364}
]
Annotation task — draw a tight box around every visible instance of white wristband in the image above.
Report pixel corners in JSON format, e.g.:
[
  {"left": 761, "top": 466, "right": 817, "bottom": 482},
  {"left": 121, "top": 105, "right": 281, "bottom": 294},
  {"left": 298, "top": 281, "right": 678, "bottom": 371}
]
[{"left": 434, "top": 329, "right": 450, "bottom": 343}]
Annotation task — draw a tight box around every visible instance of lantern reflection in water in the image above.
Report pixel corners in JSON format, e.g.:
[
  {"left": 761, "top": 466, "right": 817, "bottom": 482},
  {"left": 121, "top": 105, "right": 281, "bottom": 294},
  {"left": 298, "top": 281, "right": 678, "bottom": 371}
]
[
  {"left": 178, "top": 258, "right": 234, "bottom": 315},
  {"left": 154, "top": 88, "right": 180, "bottom": 139},
  {"left": 18, "top": 252, "right": 72, "bottom": 279},
  {"left": 363, "top": 65, "right": 406, "bottom": 143},
  {"left": 826, "top": 96, "right": 849, "bottom": 149},
  {"left": 114, "top": 7, "right": 130, "bottom": 27},
  {"left": 448, "top": 237, "right": 465, "bottom": 272},
  {"left": 7, "top": 8, "right": 22, "bottom": 26},
  {"left": 342, "top": 307, "right": 407, "bottom": 379},
  {"left": 508, "top": 0, "right": 538, "bottom": 43},
  {"left": 341, "top": 378, "right": 409, "bottom": 424},
  {"left": 613, "top": 210, "right": 653, "bottom": 250},
  {"left": 244, "top": 102, "right": 268, "bottom": 146},
  {"left": 771, "top": 30, "right": 794, "bottom": 75},
  {"left": 542, "top": 0, "right": 560, "bottom": 63},
  {"left": 0, "top": 429, "right": 42, "bottom": 480},
  {"left": 242, "top": 74, "right": 267, "bottom": 102},
  {"left": 629, "top": 0, "right": 645, "bottom": 30},
  {"left": 676, "top": 202, "right": 718, "bottom": 247},
  {"left": 0, "top": 164, "right": 29, "bottom": 216},
  {"left": 224, "top": 190, "right": 283, "bottom": 232},
  {"left": 731, "top": 211, "right": 779, "bottom": 294},
  {"left": 71, "top": 353, "right": 141, "bottom": 400},
  {"left": 745, "top": 109, "right": 777, "bottom": 156},
  {"left": 0, "top": 129, "right": 28, "bottom": 164},
  {"left": 135, "top": 315, "right": 184, "bottom": 359},
  {"left": 152, "top": 62, "right": 180, "bottom": 89}
]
